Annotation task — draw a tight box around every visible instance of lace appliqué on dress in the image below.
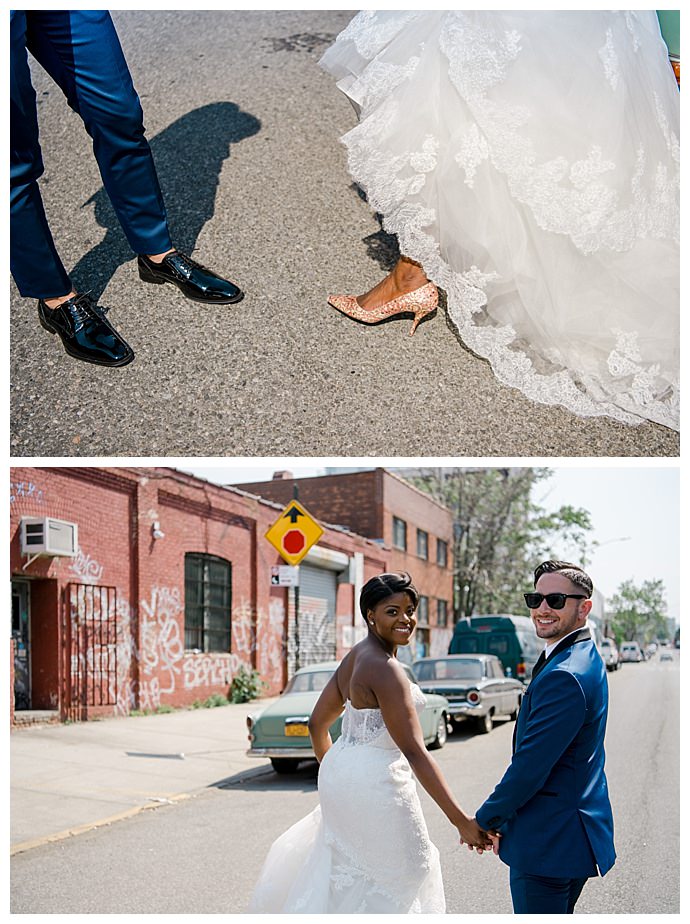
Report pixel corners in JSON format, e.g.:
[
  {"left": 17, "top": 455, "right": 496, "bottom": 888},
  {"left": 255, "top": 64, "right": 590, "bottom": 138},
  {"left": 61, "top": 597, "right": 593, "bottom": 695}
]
[
  {"left": 336, "top": 9, "right": 421, "bottom": 60},
  {"left": 599, "top": 28, "right": 620, "bottom": 90}
]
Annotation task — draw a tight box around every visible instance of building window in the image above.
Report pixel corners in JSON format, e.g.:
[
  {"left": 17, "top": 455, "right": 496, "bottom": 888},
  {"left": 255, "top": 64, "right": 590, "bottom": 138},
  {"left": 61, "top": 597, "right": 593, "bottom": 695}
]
[
  {"left": 416, "top": 529, "right": 429, "bottom": 560},
  {"left": 437, "top": 539, "right": 448, "bottom": 568},
  {"left": 392, "top": 516, "right": 407, "bottom": 550},
  {"left": 417, "top": 595, "right": 429, "bottom": 625},
  {"left": 437, "top": 599, "right": 448, "bottom": 627},
  {"left": 184, "top": 553, "right": 232, "bottom": 652}
]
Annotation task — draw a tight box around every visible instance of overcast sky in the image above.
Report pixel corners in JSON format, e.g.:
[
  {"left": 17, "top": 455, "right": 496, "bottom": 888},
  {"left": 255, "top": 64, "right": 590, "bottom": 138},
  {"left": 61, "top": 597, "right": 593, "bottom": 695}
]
[{"left": 180, "top": 462, "right": 680, "bottom": 624}]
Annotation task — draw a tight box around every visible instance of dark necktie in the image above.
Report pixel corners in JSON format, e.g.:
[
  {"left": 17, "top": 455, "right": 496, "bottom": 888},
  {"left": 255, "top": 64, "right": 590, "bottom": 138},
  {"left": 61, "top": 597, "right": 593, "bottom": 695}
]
[{"left": 531, "top": 650, "right": 547, "bottom": 679}]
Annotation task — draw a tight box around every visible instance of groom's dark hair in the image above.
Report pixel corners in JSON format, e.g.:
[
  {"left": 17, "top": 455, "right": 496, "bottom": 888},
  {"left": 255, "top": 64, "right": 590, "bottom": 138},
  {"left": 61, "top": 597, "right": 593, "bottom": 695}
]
[
  {"left": 359, "top": 572, "right": 419, "bottom": 622},
  {"left": 534, "top": 560, "right": 593, "bottom": 598}
]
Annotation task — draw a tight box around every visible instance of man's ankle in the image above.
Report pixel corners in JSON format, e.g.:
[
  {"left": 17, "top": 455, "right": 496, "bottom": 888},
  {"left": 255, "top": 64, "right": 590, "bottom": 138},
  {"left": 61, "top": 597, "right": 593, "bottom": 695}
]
[
  {"left": 43, "top": 291, "right": 77, "bottom": 310},
  {"left": 146, "top": 248, "right": 175, "bottom": 264}
]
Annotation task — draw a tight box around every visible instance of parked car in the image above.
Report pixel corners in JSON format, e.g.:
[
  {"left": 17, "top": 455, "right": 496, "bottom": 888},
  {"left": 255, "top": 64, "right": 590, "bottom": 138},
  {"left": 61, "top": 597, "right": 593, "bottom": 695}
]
[
  {"left": 660, "top": 651, "right": 674, "bottom": 663},
  {"left": 246, "top": 660, "right": 450, "bottom": 774},
  {"left": 599, "top": 638, "right": 621, "bottom": 672},
  {"left": 620, "top": 641, "right": 644, "bottom": 663},
  {"left": 448, "top": 614, "right": 541, "bottom": 683},
  {"left": 412, "top": 654, "right": 524, "bottom": 734}
]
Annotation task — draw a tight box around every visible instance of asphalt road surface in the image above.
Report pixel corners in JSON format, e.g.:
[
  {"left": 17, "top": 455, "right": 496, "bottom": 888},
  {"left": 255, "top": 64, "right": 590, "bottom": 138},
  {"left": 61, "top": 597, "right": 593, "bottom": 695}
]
[
  {"left": 10, "top": 10, "right": 679, "bottom": 458},
  {"left": 10, "top": 652, "right": 679, "bottom": 914}
]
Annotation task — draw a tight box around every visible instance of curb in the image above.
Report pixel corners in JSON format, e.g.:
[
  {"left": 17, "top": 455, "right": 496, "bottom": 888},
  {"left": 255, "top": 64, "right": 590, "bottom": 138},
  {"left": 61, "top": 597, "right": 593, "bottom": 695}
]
[
  {"left": 10, "top": 793, "right": 192, "bottom": 856},
  {"left": 10, "top": 762, "right": 277, "bottom": 856}
]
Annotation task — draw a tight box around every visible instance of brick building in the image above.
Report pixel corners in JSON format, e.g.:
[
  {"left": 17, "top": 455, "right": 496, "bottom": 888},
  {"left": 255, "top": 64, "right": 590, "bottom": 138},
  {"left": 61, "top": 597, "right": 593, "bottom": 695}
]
[
  {"left": 9, "top": 467, "right": 389, "bottom": 725},
  {"left": 237, "top": 468, "right": 454, "bottom": 660}
]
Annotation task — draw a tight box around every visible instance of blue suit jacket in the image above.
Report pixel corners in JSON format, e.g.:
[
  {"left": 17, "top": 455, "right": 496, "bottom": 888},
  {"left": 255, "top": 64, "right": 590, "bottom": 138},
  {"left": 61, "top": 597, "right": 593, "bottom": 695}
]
[{"left": 475, "top": 628, "right": 616, "bottom": 878}]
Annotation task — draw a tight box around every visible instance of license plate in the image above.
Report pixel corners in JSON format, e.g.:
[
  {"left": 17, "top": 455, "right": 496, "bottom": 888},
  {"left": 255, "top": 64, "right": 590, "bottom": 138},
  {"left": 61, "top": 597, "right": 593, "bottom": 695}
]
[{"left": 285, "top": 723, "right": 309, "bottom": 737}]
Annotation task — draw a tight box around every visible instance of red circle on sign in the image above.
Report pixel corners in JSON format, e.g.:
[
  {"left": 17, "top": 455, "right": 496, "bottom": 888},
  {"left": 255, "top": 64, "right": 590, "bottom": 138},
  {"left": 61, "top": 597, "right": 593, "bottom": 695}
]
[{"left": 283, "top": 529, "right": 306, "bottom": 555}]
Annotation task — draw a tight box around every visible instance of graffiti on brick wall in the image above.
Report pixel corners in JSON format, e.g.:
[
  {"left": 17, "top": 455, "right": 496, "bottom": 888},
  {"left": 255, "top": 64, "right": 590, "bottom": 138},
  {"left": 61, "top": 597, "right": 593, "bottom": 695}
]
[
  {"left": 111, "top": 598, "right": 137, "bottom": 715},
  {"left": 140, "top": 585, "right": 185, "bottom": 696},
  {"left": 69, "top": 546, "right": 105, "bottom": 584},
  {"left": 264, "top": 598, "right": 287, "bottom": 686},
  {"left": 60, "top": 538, "right": 290, "bottom": 711},
  {"left": 10, "top": 480, "right": 46, "bottom": 504},
  {"left": 183, "top": 654, "right": 232, "bottom": 690}
]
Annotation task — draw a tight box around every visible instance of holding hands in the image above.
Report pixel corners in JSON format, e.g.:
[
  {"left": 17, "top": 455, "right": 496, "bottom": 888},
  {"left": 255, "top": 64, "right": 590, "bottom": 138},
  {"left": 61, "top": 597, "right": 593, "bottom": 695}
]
[{"left": 458, "top": 816, "right": 501, "bottom": 856}]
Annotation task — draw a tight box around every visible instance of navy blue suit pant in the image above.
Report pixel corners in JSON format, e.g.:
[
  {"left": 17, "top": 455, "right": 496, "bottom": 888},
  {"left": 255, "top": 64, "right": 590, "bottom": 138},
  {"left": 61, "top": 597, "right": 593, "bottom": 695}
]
[
  {"left": 10, "top": 10, "right": 172, "bottom": 298},
  {"left": 510, "top": 869, "right": 589, "bottom": 914}
]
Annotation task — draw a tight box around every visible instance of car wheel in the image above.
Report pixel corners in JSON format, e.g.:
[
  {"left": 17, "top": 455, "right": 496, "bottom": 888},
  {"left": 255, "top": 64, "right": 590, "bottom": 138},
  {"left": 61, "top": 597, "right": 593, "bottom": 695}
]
[
  {"left": 429, "top": 713, "right": 448, "bottom": 750},
  {"left": 476, "top": 711, "right": 493, "bottom": 734},
  {"left": 270, "top": 758, "right": 300, "bottom": 774}
]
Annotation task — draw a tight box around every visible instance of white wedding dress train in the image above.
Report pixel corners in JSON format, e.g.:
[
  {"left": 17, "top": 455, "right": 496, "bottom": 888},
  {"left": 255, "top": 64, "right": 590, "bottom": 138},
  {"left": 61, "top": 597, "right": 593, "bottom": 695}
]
[
  {"left": 320, "top": 11, "right": 679, "bottom": 430},
  {"left": 248, "top": 684, "right": 445, "bottom": 913}
]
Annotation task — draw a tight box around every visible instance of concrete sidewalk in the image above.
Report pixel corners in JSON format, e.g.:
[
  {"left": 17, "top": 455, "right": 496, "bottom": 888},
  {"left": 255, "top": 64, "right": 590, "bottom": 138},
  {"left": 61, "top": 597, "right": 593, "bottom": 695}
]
[{"left": 10, "top": 698, "right": 278, "bottom": 854}]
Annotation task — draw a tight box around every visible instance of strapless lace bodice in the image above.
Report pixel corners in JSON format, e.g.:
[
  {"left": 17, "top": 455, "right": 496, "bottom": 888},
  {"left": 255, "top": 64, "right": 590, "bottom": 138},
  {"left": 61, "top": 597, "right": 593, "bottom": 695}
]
[{"left": 340, "top": 682, "right": 426, "bottom": 748}]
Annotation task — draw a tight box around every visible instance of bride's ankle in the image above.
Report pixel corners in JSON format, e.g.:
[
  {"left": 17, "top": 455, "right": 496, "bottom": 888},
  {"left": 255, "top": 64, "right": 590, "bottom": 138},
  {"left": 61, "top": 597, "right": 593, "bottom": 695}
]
[{"left": 393, "top": 256, "right": 428, "bottom": 288}]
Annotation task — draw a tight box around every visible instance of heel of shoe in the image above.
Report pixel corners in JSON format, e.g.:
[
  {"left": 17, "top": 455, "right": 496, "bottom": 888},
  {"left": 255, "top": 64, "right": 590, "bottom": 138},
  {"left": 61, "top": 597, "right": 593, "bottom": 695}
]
[
  {"left": 409, "top": 304, "right": 436, "bottom": 336},
  {"left": 138, "top": 260, "right": 165, "bottom": 284}
]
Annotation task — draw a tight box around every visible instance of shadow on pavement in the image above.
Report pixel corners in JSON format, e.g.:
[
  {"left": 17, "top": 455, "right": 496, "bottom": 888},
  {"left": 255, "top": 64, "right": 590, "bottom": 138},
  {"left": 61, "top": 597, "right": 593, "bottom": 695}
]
[
  {"left": 210, "top": 760, "right": 319, "bottom": 793},
  {"left": 71, "top": 101, "right": 261, "bottom": 300},
  {"left": 350, "top": 182, "right": 400, "bottom": 273}
]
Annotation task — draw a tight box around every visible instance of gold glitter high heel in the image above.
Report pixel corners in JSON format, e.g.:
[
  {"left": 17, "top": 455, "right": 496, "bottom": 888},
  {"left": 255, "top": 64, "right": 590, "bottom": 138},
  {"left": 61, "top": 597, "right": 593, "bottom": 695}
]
[{"left": 328, "top": 282, "right": 438, "bottom": 336}]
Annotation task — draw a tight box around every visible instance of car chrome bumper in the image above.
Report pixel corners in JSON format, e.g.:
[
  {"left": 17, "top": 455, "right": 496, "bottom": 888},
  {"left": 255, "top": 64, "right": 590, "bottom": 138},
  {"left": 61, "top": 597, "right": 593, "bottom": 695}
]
[
  {"left": 246, "top": 746, "right": 316, "bottom": 759},
  {"left": 446, "top": 703, "right": 486, "bottom": 718}
]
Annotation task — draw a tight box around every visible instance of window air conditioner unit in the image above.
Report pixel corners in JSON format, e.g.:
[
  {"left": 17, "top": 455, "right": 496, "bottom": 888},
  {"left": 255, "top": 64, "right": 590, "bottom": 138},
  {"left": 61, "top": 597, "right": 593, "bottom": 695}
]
[{"left": 20, "top": 517, "right": 78, "bottom": 557}]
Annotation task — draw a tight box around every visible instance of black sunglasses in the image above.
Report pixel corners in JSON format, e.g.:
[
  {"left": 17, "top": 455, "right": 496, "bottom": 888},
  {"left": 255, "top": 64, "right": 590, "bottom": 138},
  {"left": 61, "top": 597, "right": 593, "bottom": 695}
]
[{"left": 524, "top": 592, "right": 587, "bottom": 610}]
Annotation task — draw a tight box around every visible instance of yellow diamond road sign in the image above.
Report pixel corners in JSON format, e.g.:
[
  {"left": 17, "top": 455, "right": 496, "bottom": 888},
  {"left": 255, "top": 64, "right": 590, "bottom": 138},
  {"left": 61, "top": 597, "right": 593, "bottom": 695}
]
[{"left": 265, "top": 500, "right": 324, "bottom": 566}]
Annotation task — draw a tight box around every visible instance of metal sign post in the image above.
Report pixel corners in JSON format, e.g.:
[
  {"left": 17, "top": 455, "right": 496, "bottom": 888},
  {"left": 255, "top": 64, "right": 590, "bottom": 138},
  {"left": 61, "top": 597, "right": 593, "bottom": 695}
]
[
  {"left": 264, "top": 485, "right": 324, "bottom": 674},
  {"left": 293, "top": 485, "right": 301, "bottom": 671}
]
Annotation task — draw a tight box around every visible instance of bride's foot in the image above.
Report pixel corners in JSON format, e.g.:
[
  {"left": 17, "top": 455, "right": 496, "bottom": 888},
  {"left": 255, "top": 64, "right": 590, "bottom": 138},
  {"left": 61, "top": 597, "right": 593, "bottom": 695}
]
[
  {"left": 328, "top": 256, "right": 438, "bottom": 336},
  {"left": 356, "top": 257, "right": 429, "bottom": 311}
]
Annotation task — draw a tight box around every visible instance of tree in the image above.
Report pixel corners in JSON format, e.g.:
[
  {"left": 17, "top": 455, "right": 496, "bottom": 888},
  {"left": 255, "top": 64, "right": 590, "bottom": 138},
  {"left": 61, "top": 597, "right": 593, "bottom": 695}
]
[
  {"left": 407, "top": 468, "right": 595, "bottom": 620},
  {"left": 608, "top": 579, "right": 668, "bottom": 645}
]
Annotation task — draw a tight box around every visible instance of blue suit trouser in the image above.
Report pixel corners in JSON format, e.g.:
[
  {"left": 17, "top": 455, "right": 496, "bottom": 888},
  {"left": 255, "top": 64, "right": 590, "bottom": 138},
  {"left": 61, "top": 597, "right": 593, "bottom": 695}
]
[
  {"left": 509, "top": 869, "right": 589, "bottom": 914},
  {"left": 10, "top": 10, "right": 172, "bottom": 298}
]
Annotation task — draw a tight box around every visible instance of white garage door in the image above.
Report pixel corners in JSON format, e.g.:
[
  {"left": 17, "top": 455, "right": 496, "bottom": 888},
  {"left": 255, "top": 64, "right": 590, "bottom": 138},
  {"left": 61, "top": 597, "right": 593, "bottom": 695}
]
[{"left": 288, "top": 564, "right": 337, "bottom": 675}]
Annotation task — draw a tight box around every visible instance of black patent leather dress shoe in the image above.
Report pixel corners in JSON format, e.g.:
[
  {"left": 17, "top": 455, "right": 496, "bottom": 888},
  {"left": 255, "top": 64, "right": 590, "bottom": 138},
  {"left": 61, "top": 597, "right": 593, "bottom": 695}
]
[
  {"left": 138, "top": 251, "right": 244, "bottom": 304},
  {"left": 37, "top": 293, "right": 135, "bottom": 367}
]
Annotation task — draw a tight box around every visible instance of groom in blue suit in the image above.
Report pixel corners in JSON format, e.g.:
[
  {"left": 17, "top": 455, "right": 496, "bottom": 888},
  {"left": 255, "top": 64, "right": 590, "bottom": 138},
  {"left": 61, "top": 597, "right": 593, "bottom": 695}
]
[{"left": 474, "top": 560, "right": 616, "bottom": 914}]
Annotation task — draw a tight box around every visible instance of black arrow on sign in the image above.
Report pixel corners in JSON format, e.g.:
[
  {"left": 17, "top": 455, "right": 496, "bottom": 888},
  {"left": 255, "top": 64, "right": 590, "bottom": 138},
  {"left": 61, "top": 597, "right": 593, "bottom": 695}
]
[{"left": 283, "top": 505, "right": 303, "bottom": 524}]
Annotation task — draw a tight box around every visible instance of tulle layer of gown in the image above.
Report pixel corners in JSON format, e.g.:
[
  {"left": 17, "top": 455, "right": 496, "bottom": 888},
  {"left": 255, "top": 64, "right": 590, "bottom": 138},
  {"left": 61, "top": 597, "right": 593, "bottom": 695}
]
[
  {"left": 248, "top": 694, "right": 445, "bottom": 913},
  {"left": 320, "top": 11, "right": 679, "bottom": 430}
]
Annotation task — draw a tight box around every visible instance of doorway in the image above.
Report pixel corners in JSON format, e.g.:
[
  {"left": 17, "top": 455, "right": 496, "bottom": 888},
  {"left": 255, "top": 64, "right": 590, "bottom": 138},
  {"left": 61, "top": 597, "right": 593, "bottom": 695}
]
[{"left": 12, "top": 580, "right": 31, "bottom": 710}]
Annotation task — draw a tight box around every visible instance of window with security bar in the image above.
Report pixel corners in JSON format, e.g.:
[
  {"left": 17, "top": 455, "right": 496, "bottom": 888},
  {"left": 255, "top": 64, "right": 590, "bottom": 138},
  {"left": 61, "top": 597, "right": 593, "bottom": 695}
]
[{"left": 184, "top": 553, "right": 232, "bottom": 652}]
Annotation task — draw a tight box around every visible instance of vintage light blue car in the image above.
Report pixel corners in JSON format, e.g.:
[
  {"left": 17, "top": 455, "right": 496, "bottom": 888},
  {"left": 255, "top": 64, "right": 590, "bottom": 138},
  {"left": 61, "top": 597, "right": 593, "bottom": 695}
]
[{"left": 247, "top": 660, "right": 450, "bottom": 774}]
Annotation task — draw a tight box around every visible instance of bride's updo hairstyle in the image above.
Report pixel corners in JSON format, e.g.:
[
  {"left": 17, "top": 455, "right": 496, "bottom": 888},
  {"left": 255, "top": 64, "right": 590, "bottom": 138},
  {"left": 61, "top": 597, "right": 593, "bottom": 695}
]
[{"left": 359, "top": 572, "right": 419, "bottom": 623}]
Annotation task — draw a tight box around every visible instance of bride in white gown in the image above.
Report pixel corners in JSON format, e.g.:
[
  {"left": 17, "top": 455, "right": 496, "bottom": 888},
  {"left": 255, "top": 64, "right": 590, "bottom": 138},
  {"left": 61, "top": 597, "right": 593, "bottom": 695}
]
[
  {"left": 248, "top": 572, "right": 496, "bottom": 913},
  {"left": 320, "top": 11, "right": 679, "bottom": 431}
]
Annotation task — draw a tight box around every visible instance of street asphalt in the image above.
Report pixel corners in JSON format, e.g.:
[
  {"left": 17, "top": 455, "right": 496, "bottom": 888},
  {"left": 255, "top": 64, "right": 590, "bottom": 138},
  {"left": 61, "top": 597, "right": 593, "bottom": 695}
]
[
  {"left": 10, "top": 10, "right": 679, "bottom": 457},
  {"left": 10, "top": 697, "right": 279, "bottom": 854}
]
